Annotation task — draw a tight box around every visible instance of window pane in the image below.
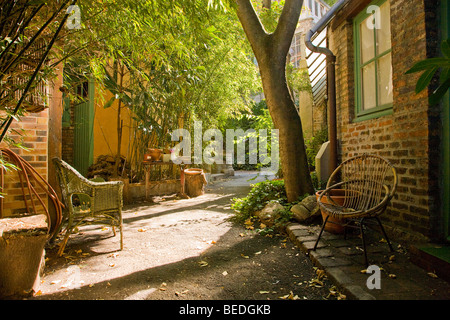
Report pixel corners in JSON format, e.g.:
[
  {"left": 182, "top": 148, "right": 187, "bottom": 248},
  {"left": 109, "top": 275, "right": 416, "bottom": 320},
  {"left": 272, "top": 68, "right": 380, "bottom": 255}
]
[
  {"left": 360, "top": 16, "right": 375, "bottom": 63},
  {"left": 376, "top": 1, "right": 391, "bottom": 54},
  {"left": 362, "top": 62, "right": 376, "bottom": 110},
  {"left": 377, "top": 53, "right": 393, "bottom": 105}
]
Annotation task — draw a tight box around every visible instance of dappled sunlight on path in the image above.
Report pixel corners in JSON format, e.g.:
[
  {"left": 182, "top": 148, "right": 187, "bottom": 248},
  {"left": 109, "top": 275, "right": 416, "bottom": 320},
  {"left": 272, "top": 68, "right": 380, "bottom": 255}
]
[{"left": 36, "top": 172, "right": 305, "bottom": 300}]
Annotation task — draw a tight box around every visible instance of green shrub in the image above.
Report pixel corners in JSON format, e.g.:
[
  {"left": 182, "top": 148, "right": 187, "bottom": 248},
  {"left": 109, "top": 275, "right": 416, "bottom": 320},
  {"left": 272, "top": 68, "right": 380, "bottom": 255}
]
[
  {"left": 231, "top": 179, "right": 287, "bottom": 222},
  {"left": 231, "top": 179, "right": 314, "bottom": 235},
  {"left": 305, "top": 128, "right": 328, "bottom": 171}
]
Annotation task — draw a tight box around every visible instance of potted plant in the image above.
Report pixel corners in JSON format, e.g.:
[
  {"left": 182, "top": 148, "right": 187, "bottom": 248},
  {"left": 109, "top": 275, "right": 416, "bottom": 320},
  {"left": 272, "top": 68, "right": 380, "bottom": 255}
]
[
  {"left": 315, "top": 189, "right": 347, "bottom": 234},
  {"left": 147, "top": 148, "right": 162, "bottom": 161}
]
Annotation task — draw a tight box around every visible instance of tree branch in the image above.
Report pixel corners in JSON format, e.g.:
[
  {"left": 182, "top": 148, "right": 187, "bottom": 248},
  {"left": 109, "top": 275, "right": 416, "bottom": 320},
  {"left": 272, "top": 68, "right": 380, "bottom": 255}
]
[
  {"left": 272, "top": 0, "right": 303, "bottom": 58},
  {"left": 234, "top": 0, "right": 268, "bottom": 59}
]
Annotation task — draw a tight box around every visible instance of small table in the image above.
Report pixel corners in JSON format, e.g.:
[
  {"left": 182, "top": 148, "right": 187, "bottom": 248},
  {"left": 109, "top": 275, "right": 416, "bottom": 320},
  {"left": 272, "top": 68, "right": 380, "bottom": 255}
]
[{"left": 142, "top": 161, "right": 188, "bottom": 199}]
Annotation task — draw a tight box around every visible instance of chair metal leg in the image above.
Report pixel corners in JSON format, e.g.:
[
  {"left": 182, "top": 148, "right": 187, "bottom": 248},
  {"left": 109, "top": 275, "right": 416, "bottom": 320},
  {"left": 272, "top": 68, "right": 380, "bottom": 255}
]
[
  {"left": 314, "top": 214, "right": 329, "bottom": 251},
  {"left": 375, "top": 217, "right": 394, "bottom": 252},
  {"left": 359, "top": 217, "right": 369, "bottom": 267},
  {"left": 344, "top": 223, "right": 348, "bottom": 240}
]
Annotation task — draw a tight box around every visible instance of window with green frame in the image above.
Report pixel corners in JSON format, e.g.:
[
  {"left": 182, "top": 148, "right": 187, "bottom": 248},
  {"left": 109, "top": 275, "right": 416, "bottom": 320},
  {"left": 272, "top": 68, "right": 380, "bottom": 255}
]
[{"left": 354, "top": 0, "right": 393, "bottom": 121}]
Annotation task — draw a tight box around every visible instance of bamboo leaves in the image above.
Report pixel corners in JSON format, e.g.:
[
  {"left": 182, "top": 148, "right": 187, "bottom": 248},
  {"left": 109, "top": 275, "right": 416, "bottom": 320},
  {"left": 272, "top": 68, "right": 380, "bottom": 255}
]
[{"left": 406, "top": 39, "right": 450, "bottom": 105}]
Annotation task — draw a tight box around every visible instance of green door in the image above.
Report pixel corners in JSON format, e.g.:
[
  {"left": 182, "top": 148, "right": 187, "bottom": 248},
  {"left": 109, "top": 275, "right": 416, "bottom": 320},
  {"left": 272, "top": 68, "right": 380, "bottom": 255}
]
[
  {"left": 442, "top": 0, "right": 450, "bottom": 241},
  {"left": 73, "top": 80, "right": 94, "bottom": 177}
]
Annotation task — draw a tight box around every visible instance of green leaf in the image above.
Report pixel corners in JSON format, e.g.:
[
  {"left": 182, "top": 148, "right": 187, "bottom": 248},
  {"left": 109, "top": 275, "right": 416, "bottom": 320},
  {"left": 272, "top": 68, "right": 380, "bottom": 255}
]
[
  {"left": 429, "top": 77, "right": 450, "bottom": 105},
  {"left": 406, "top": 57, "right": 450, "bottom": 74},
  {"left": 442, "top": 67, "right": 450, "bottom": 83},
  {"left": 415, "top": 66, "right": 439, "bottom": 93},
  {"left": 103, "top": 96, "right": 116, "bottom": 108},
  {"left": 442, "top": 39, "right": 450, "bottom": 58}
]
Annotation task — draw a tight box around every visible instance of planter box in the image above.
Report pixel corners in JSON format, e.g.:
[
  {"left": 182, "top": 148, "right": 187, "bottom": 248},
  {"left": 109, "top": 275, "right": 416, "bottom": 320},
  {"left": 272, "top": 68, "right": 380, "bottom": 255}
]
[
  {"left": 123, "top": 180, "right": 181, "bottom": 204},
  {"left": 0, "top": 214, "right": 48, "bottom": 298}
]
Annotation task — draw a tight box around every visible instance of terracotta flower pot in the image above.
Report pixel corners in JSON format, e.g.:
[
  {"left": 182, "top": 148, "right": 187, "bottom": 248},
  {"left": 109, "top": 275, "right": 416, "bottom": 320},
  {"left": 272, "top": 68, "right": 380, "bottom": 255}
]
[
  {"left": 143, "top": 154, "right": 152, "bottom": 162},
  {"left": 147, "top": 148, "right": 162, "bottom": 161},
  {"left": 316, "top": 189, "right": 347, "bottom": 234},
  {"left": 184, "top": 168, "right": 207, "bottom": 197}
]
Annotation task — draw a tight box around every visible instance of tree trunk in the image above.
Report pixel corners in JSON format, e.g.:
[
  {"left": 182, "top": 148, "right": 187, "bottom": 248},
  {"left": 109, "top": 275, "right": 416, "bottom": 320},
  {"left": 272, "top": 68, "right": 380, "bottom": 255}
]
[
  {"left": 114, "top": 61, "right": 124, "bottom": 177},
  {"left": 235, "top": 0, "right": 314, "bottom": 202},
  {"left": 260, "top": 62, "right": 314, "bottom": 202}
]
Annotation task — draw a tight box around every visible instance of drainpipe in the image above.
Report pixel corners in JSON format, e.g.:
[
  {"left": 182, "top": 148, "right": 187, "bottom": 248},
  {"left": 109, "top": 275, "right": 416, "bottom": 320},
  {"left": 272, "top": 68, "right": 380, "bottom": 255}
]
[{"left": 305, "top": 0, "right": 347, "bottom": 175}]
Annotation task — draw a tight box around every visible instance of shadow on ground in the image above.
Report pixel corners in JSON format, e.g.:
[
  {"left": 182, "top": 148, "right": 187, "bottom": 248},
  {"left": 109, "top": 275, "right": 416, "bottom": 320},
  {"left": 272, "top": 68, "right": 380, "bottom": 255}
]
[{"left": 33, "top": 172, "right": 337, "bottom": 300}]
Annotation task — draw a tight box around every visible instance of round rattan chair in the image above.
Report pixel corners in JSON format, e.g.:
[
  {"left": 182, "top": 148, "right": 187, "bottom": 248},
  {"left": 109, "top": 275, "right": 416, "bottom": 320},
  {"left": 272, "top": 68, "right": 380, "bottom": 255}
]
[{"left": 313, "top": 154, "right": 398, "bottom": 266}]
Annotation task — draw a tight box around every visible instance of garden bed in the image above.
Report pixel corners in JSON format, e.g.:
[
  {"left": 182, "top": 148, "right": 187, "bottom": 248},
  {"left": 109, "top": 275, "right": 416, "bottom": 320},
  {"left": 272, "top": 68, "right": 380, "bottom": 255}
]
[{"left": 123, "top": 179, "right": 181, "bottom": 204}]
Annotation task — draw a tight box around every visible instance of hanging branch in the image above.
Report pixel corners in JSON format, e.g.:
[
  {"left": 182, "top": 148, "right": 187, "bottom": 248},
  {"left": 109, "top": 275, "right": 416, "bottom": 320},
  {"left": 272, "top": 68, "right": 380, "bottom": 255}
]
[{"left": 0, "top": 0, "right": 76, "bottom": 143}]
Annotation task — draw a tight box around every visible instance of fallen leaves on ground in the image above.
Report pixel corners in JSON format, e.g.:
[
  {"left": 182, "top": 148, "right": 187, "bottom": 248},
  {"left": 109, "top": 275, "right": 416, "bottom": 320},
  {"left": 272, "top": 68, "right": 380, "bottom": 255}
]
[
  {"left": 198, "top": 260, "right": 209, "bottom": 267},
  {"left": 175, "top": 290, "right": 189, "bottom": 296},
  {"left": 159, "top": 282, "right": 167, "bottom": 291},
  {"left": 327, "top": 286, "right": 347, "bottom": 300},
  {"left": 279, "top": 291, "right": 302, "bottom": 300},
  {"left": 308, "top": 268, "right": 327, "bottom": 288}
]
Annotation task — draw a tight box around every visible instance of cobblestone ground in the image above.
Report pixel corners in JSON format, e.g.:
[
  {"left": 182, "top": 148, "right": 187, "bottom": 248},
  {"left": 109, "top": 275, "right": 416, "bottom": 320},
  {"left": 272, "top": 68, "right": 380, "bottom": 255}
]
[{"left": 33, "top": 172, "right": 340, "bottom": 302}]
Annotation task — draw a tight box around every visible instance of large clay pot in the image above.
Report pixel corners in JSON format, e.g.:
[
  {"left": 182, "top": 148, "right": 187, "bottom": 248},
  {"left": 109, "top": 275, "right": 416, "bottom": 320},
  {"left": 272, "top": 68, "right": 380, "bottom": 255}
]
[
  {"left": 316, "top": 189, "right": 347, "bottom": 234},
  {"left": 184, "top": 168, "right": 207, "bottom": 197},
  {"left": 147, "top": 148, "right": 162, "bottom": 161},
  {"left": 0, "top": 215, "right": 48, "bottom": 298}
]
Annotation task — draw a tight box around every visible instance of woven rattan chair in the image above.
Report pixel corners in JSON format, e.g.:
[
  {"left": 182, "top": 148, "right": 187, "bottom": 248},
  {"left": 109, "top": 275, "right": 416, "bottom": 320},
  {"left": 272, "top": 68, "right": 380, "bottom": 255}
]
[
  {"left": 52, "top": 158, "right": 124, "bottom": 256},
  {"left": 313, "top": 154, "right": 397, "bottom": 266}
]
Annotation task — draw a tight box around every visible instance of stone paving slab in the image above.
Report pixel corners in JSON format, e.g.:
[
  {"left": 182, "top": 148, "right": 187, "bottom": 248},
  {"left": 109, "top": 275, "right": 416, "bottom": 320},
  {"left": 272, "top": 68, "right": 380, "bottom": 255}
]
[{"left": 287, "top": 223, "right": 450, "bottom": 300}]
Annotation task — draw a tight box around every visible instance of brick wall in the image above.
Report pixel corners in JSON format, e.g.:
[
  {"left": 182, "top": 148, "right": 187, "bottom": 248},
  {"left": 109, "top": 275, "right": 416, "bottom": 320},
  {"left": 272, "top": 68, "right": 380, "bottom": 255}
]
[
  {"left": 0, "top": 110, "right": 49, "bottom": 217},
  {"left": 329, "top": 0, "right": 440, "bottom": 241}
]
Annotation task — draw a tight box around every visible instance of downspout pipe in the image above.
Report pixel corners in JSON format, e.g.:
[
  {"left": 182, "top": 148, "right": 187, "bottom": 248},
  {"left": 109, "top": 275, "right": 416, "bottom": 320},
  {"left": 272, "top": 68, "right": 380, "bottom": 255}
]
[{"left": 305, "top": 0, "right": 347, "bottom": 175}]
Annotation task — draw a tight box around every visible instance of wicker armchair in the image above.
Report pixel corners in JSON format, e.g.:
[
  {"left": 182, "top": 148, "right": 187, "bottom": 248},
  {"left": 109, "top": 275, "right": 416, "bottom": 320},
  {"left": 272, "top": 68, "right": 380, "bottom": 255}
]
[
  {"left": 52, "top": 158, "right": 124, "bottom": 256},
  {"left": 313, "top": 154, "right": 397, "bottom": 266}
]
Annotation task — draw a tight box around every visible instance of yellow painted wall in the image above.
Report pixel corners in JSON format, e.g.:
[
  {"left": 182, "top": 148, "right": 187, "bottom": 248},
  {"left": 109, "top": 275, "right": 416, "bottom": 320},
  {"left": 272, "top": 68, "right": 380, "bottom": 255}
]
[{"left": 92, "top": 85, "right": 134, "bottom": 161}]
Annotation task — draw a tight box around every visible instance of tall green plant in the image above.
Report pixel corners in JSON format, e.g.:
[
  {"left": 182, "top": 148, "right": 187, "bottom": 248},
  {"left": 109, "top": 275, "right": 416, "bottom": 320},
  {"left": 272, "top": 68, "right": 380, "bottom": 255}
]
[
  {"left": 406, "top": 39, "right": 450, "bottom": 105},
  {"left": 61, "top": 0, "right": 259, "bottom": 181}
]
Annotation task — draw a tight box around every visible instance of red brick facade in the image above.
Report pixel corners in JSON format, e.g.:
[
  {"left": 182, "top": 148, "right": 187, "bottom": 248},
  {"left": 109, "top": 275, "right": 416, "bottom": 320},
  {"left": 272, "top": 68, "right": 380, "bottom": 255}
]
[
  {"left": 328, "top": 0, "right": 441, "bottom": 241},
  {"left": 1, "top": 110, "right": 49, "bottom": 217}
]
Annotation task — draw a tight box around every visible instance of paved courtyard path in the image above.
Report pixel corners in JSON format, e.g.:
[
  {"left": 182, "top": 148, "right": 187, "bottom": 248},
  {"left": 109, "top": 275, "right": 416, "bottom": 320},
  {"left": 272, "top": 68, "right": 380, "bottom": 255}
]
[{"left": 34, "top": 171, "right": 337, "bottom": 301}]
